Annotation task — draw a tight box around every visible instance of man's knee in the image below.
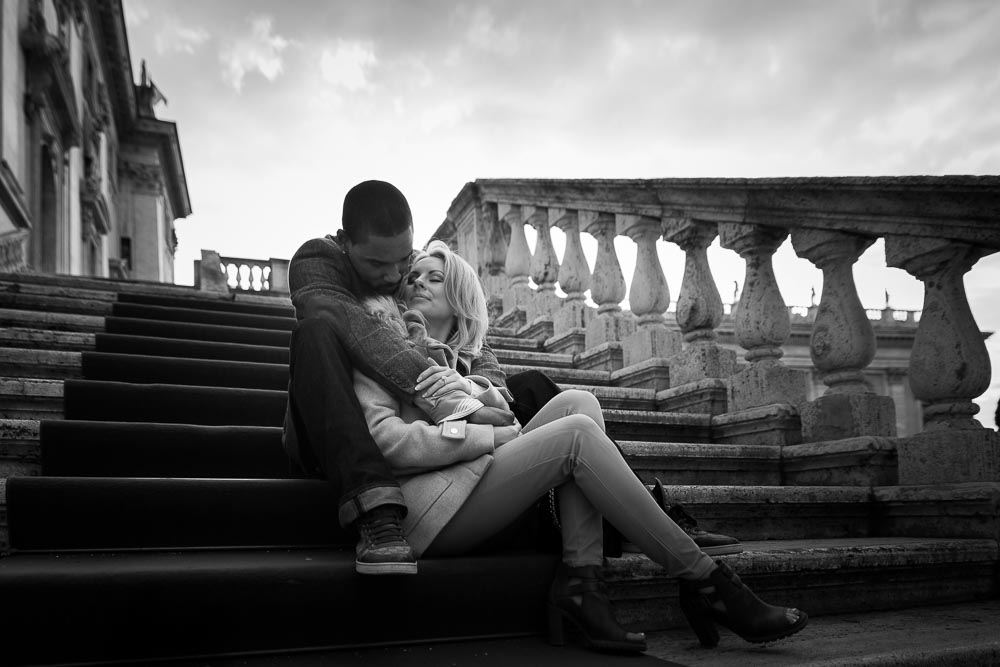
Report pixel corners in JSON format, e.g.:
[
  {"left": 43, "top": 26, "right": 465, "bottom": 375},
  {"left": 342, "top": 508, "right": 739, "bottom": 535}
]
[{"left": 560, "top": 389, "right": 602, "bottom": 418}]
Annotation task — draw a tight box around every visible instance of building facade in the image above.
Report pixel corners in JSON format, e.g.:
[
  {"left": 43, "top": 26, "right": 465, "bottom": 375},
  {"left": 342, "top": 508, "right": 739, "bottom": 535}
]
[{"left": 0, "top": 0, "right": 189, "bottom": 282}]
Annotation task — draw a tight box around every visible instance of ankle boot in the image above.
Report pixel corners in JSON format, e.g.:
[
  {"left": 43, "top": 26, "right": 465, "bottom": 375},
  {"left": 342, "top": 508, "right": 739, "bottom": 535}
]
[
  {"left": 547, "top": 564, "right": 647, "bottom": 653},
  {"left": 678, "top": 560, "right": 808, "bottom": 647}
]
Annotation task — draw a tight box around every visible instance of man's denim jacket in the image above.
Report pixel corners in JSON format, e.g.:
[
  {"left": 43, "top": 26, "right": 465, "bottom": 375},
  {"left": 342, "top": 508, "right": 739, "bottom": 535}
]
[{"left": 286, "top": 234, "right": 508, "bottom": 417}]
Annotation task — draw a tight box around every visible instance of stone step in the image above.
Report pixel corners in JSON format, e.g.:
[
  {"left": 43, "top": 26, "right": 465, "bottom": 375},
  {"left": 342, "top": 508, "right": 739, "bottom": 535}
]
[
  {"left": 0, "top": 419, "right": 40, "bottom": 478},
  {"left": 495, "top": 348, "right": 574, "bottom": 369},
  {"left": 0, "top": 291, "right": 114, "bottom": 316},
  {"left": 0, "top": 377, "right": 63, "bottom": 421},
  {"left": 0, "top": 307, "right": 105, "bottom": 333},
  {"left": 0, "top": 270, "right": 226, "bottom": 299},
  {"left": 622, "top": 441, "right": 782, "bottom": 485},
  {"left": 0, "top": 326, "right": 96, "bottom": 352},
  {"left": 0, "top": 348, "right": 83, "bottom": 380},
  {"left": 0, "top": 279, "right": 119, "bottom": 303},
  {"left": 4, "top": 476, "right": 894, "bottom": 548},
  {"left": 501, "top": 363, "right": 611, "bottom": 386},
  {"left": 606, "top": 536, "right": 998, "bottom": 633},
  {"left": 644, "top": 598, "right": 1000, "bottom": 666}
]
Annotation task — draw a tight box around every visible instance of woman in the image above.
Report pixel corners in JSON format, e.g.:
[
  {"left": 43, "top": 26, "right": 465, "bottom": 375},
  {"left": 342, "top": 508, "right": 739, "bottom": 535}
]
[{"left": 354, "top": 240, "right": 807, "bottom": 653}]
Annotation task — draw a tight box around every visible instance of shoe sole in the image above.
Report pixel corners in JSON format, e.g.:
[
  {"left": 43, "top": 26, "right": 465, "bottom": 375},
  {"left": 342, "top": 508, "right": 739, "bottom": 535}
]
[
  {"left": 355, "top": 561, "right": 418, "bottom": 575},
  {"left": 620, "top": 543, "right": 745, "bottom": 557},
  {"left": 700, "top": 544, "right": 744, "bottom": 557}
]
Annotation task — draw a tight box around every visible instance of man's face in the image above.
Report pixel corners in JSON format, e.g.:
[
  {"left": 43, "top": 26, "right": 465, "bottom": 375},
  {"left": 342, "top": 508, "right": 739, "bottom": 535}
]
[{"left": 344, "top": 228, "right": 414, "bottom": 295}]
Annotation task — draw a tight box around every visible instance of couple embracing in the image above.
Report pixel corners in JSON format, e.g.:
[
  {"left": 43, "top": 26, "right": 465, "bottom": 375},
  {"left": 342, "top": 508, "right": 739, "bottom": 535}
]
[{"left": 282, "top": 180, "right": 807, "bottom": 653}]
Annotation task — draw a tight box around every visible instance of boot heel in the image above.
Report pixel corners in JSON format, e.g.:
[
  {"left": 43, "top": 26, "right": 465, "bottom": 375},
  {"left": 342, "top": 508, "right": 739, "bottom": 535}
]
[
  {"left": 680, "top": 597, "right": 720, "bottom": 648},
  {"left": 547, "top": 603, "right": 566, "bottom": 646}
]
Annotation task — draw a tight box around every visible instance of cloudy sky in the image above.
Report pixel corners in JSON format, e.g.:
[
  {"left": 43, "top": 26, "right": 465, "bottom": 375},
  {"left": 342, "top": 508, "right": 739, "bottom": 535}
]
[{"left": 121, "top": 0, "right": 1000, "bottom": 428}]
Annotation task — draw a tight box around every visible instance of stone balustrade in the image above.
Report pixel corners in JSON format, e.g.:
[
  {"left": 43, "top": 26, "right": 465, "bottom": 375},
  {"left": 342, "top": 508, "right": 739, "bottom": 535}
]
[
  {"left": 432, "top": 176, "right": 1000, "bottom": 485},
  {"left": 195, "top": 250, "right": 289, "bottom": 294}
]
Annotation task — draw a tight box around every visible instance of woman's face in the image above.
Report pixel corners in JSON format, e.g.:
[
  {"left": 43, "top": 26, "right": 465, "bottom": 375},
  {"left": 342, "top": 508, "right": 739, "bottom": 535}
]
[{"left": 404, "top": 256, "right": 454, "bottom": 323}]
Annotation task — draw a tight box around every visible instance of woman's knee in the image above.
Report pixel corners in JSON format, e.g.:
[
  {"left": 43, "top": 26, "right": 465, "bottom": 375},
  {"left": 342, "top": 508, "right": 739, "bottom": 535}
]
[{"left": 559, "top": 389, "right": 603, "bottom": 422}]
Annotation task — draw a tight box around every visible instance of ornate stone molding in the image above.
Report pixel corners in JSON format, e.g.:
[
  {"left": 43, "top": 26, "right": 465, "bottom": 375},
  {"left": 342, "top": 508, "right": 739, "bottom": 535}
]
[
  {"left": 119, "top": 160, "right": 164, "bottom": 195},
  {"left": 21, "top": 0, "right": 80, "bottom": 147},
  {"left": 0, "top": 231, "right": 29, "bottom": 272}
]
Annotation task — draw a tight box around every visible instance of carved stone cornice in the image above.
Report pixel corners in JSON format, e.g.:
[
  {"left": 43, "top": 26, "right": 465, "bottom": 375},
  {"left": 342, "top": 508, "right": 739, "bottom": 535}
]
[
  {"left": 119, "top": 160, "right": 163, "bottom": 194},
  {"left": 465, "top": 177, "right": 1000, "bottom": 249}
]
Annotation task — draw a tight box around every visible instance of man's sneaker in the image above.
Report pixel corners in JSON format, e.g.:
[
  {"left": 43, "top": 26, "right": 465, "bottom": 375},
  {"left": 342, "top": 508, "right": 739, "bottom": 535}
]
[
  {"left": 664, "top": 502, "right": 743, "bottom": 557},
  {"left": 623, "top": 477, "right": 743, "bottom": 557},
  {"left": 355, "top": 506, "right": 418, "bottom": 575}
]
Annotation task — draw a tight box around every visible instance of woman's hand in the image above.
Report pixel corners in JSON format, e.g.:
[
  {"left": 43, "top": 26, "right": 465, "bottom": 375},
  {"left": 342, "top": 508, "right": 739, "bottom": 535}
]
[{"left": 416, "top": 362, "right": 470, "bottom": 398}]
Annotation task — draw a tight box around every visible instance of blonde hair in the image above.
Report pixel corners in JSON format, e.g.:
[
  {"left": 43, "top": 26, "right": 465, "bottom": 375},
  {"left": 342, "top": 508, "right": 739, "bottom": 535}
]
[{"left": 410, "top": 240, "right": 488, "bottom": 357}]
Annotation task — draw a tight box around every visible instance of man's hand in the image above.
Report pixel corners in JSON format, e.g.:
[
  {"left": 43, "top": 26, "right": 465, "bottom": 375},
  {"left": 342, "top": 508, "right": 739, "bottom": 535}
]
[
  {"left": 415, "top": 363, "right": 470, "bottom": 398},
  {"left": 468, "top": 406, "right": 516, "bottom": 426},
  {"left": 493, "top": 424, "right": 521, "bottom": 447}
]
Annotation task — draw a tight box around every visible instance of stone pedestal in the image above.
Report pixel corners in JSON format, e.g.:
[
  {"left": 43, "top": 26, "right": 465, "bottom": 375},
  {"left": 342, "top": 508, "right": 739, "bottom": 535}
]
[
  {"left": 712, "top": 404, "right": 803, "bottom": 447},
  {"left": 525, "top": 290, "right": 561, "bottom": 326},
  {"left": 800, "top": 393, "right": 897, "bottom": 443},
  {"left": 622, "top": 326, "right": 681, "bottom": 369},
  {"left": 545, "top": 329, "right": 586, "bottom": 355},
  {"left": 669, "top": 343, "right": 737, "bottom": 388},
  {"left": 897, "top": 429, "right": 1000, "bottom": 485},
  {"left": 553, "top": 299, "right": 592, "bottom": 336},
  {"left": 495, "top": 306, "right": 527, "bottom": 332},
  {"left": 782, "top": 436, "right": 898, "bottom": 487},
  {"left": 656, "top": 378, "right": 729, "bottom": 415},
  {"left": 198, "top": 250, "right": 230, "bottom": 293},
  {"left": 728, "top": 361, "right": 810, "bottom": 413},
  {"left": 576, "top": 342, "right": 624, "bottom": 371},
  {"left": 612, "top": 358, "right": 671, "bottom": 391},
  {"left": 585, "top": 311, "right": 635, "bottom": 351}
]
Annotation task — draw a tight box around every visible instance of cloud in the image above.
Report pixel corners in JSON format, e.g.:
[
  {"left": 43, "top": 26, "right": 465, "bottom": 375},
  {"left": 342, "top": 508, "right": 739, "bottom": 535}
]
[
  {"left": 319, "top": 40, "right": 377, "bottom": 91},
  {"left": 154, "top": 23, "right": 210, "bottom": 55},
  {"left": 124, "top": 0, "right": 149, "bottom": 27},
  {"left": 219, "top": 15, "right": 288, "bottom": 92}
]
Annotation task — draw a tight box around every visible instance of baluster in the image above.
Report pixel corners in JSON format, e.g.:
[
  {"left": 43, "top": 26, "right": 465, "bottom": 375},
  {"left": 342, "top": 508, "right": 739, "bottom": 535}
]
[
  {"left": 581, "top": 210, "right": 634, "bottom": 368},
  {"left": 884, "top": 235, "right": 998, "bottom": 484},
  {"left": 552, "top": 208, "right": 592, "bottom": 336},
  {"left": 500, "top": 204, "right": 532, "bottom": 323},
  {"left": 719, "top": 223, "right": 810, "bottom": 437},
  {"left": 618, "top": 215, "right": 679, "bottom": 388},
  {"left": 525, "top": 205, "right": 560, "bottom": 325},
  {"left": 885, "top": 237, "right": 992, "bottom": 430},
  {"left": 792, "top": 229, "right": 896, "bottom": 440},
  {"left": 661, "top": 219, "right": 736, "bottom": 414}
]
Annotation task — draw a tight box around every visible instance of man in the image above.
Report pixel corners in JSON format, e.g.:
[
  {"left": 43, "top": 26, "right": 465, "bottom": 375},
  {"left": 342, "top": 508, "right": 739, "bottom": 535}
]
[{"left": 283, "top": 180, "right": 512, "bottom": 576}]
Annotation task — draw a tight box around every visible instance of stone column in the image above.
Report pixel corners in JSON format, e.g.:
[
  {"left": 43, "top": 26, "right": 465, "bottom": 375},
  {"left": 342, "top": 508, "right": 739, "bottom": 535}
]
[
  {"left": 885, "top": 236, "right": 998, "bottom": 484},
  {"left": 792, "top": 229, "right": 897, "bottom": 441},
  {"left": 581, "top": 210, "right": 634, "bottom": 369},
  {"left": 660, "top": 219, "right": 736, "bottom": 414},
  {"left": 716, "top": 223, "right": 810, "bottom": 446},
  {"left": 616, "top": 215, "right": 679, "bottom": 389},
  {"left": 524, "top": 205, "right": 560, "bottom": 332},
  {"left": 499, "top": 204, "right": 532, "bottom": 328},
  {"left": 551, "top": 208, "right": 593, "bottom": 340}
]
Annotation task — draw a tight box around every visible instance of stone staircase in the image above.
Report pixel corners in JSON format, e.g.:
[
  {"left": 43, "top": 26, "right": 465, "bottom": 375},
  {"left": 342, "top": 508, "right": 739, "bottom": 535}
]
[{"left": 0, "top": 271, "right": 997, "bottom": 665}]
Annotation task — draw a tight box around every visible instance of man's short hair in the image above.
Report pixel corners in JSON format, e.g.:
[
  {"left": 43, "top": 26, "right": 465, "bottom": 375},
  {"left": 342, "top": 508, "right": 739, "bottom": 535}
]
[{"left": 342, "top": 180, "right": 413, "bottom": 243}]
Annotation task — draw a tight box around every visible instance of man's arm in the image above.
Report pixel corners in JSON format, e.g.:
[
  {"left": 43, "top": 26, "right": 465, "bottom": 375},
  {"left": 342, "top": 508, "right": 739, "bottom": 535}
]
[{"left": 470, "top": 339, "right": 507, "bottom": 390}]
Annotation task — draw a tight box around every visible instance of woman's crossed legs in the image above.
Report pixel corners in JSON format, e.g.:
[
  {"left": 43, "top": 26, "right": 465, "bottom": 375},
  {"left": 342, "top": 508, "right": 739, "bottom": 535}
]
[{"left": 427, "top": 390, "right": 716, "bottom": 581}]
